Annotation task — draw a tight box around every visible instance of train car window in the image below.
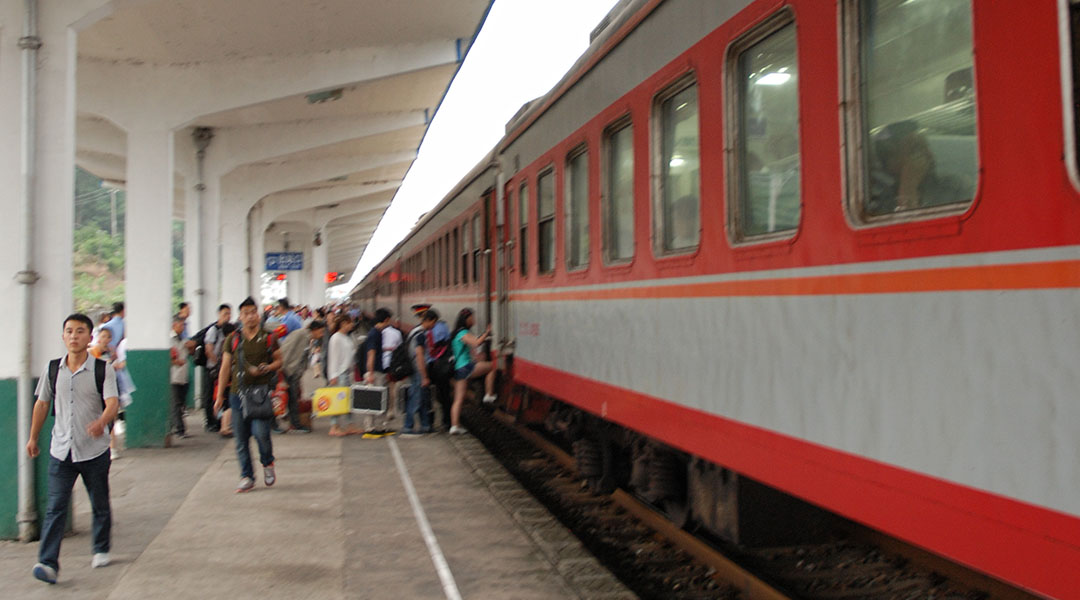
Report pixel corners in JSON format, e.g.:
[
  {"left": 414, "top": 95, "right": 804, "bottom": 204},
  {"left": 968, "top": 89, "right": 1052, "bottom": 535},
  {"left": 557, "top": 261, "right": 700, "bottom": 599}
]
[
  {"left": 728, "top": 13, "right": 801, "bottom": 241},
  {"left": 461, "top": 222, "right": 470, "bottom": 285},
  {"left": 538, "top": 169, "right": 556, "bottom": 274},
  {"left": 472, "top": 214, "right": 482, "bottom": 282},
  {"left": 565, "top": 146, "right": 590, "bottom": 270},
  {"left": 654, "top": 78, "right": 700, "bottom": 253},
  {"left": 604, "top": 121, "right": 634, "bottom": 263},
  {"left": 440, "top": 235, "right": 447, "bottom": 288},
  {"left": 843, "top": 0, "right": 977, "bottom": 221},
  {"left": 1067, "top": 0, "right": 1080, "bottom": 181},
  {"left": 452, "top": 228, "right": 460, "bottom": 285},
  {"left": 519, "top": 182, "right": 529, "bottom": 276}
]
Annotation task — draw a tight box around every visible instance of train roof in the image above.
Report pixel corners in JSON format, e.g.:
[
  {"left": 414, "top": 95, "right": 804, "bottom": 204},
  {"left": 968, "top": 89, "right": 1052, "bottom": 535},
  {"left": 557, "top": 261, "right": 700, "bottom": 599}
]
[{"left": 500, "top": 0, "right": 649, "bottom": 145}]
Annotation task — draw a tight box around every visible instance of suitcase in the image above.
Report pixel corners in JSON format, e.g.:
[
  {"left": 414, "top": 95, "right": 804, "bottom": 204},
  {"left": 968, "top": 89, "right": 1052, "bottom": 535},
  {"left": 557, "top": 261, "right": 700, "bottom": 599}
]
[
  {"left": 311, "top": 387, "right": 351, "bottom": 417},
  {"left": 350, "top": 384, "right": 388, "bottom": 415}
]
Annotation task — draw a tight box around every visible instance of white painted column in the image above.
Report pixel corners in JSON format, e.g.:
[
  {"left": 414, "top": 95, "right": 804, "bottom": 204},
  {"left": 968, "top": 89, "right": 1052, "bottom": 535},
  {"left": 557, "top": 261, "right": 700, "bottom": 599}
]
[
  {"left": 310, "top": 226, "right": 329, "bottom": 307},
  {"left": 0, "top": 0, "right": 30, "bottom": 378},
  {"left": 201, "top": 174, "right": 222, "bottom": 311},
  {"left": 218, "top": 196, "right": 249, "bottom": 305},
  {"left": 250, "top": 204, "right": 265, "bottom": 303},
  {"left": 125, "top": 127, "right": 174, "bottom": 349},
  {"left": 28, "top": 18, "right": 79, "bottom": 368}
]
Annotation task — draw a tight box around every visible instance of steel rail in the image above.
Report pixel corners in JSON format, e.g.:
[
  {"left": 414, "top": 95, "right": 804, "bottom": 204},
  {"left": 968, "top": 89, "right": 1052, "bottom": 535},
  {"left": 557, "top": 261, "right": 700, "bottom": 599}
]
[{"left": 491, "top": 411, "right": 793, "bottom": 600}]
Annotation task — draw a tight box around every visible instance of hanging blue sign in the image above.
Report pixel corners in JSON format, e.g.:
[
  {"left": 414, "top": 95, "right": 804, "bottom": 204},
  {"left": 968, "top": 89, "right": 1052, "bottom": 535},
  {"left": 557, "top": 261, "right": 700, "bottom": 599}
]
[{"left": 266, "top": 252, "right": 303, "bottom": 271}]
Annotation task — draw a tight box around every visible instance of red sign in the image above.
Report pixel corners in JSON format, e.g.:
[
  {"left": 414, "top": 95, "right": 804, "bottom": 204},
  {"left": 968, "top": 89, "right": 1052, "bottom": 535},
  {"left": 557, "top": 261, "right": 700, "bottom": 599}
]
[{"left": 325, "top": 272, "right": 339, "bottom": 283}]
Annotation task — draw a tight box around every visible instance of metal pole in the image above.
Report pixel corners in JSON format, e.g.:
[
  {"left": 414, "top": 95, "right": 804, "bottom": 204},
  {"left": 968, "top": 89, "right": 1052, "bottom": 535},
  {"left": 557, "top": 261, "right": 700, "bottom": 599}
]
[
  {"left": 191, "top": 127, "right": 213, "bottom": 405},
  {"left": 16, "top": 0, "right": 42, "bottom": 543}
]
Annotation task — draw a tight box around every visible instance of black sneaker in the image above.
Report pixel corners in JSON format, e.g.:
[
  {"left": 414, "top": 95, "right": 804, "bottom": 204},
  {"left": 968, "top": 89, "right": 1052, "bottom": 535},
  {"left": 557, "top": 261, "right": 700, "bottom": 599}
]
[{"left": 291, "top": 426, "right": 312, "bottom": 434}]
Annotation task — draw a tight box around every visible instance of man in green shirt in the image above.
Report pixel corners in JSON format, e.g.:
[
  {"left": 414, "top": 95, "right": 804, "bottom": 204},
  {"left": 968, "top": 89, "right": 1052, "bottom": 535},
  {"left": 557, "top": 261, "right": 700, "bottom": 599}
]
[{"left": 214, "top": 297, "right": 283, "bottom": 493}]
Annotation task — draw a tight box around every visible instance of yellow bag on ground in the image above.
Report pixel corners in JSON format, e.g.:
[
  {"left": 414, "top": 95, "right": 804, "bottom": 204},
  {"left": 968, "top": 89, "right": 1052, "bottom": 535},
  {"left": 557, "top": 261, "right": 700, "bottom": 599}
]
[{"left": 312, "top": 387, "right": 350, "bottom": 417}]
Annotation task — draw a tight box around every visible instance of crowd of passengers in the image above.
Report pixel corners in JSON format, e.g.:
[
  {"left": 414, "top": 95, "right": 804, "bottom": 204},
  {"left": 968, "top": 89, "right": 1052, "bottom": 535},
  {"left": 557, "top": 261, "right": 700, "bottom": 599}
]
[{"left": 25, "top": 297, "right": 499, "bottom": 584}]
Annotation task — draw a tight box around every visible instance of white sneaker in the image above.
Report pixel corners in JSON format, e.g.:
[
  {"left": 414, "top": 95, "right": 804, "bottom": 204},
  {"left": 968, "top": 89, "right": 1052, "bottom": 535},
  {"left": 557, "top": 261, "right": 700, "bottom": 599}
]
[
  {"left": 449, "top": 425, "right": 468, "bottom": 435},
  {"left": 91, "top": 553, "right": 110, "bottom": 568},
  {"left": 482, "top": 394, "right": 497, "bottom": 404},
  {"left": 236, "top": 477, "right": 255, "bottom": 493}
]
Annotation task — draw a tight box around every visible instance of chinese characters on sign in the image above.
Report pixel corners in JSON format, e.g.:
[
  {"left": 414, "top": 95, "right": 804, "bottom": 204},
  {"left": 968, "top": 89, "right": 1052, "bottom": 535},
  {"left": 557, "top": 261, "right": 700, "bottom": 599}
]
[{"left": 266, "top": 252, "right": 303, "bottom": 271}]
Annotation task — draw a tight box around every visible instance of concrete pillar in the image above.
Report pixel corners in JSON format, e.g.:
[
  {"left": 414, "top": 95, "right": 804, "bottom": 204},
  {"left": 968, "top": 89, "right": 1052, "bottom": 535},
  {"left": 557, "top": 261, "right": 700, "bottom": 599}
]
[
  {"left": 123, "top": 126, "right": 174, "bottom": 448},
  {"left": 310, "top": 226, "right": 329, "bottom": 307},
  {"left": 201, "top": 174, "right": 222, "bottom": 312},
  {"left": 0, "top": 0, "right": 82, "bottom": 539},
  {"left": 219, "top": 195, "right": 249, "bottom": 305},
  {"left": 250, "top": 204, "right": 265, "bottom": 303}
]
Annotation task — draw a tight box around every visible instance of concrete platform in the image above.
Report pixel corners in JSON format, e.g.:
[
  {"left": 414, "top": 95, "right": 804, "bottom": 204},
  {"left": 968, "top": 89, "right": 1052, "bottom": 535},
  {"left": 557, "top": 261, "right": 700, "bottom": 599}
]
[{"left": 0, "top": 415, "right": 635, "bottom": 599}]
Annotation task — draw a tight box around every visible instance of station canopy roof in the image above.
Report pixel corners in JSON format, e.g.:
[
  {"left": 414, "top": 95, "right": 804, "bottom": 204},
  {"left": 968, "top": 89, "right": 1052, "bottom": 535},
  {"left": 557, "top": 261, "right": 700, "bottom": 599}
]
[{"left": 74, "top": 0, "right": 492, "bottom": 277}]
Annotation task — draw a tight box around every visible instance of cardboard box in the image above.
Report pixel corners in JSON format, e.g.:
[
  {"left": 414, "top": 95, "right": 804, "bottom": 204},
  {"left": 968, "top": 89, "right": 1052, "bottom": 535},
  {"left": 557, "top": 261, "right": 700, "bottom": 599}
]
[{"left": 312, "top": 387, "right": 351, "bottom": 417}]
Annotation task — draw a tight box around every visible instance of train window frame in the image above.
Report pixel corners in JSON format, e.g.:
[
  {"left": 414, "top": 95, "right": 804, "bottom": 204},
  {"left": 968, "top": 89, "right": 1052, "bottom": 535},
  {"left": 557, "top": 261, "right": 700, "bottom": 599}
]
[
  {"left": 519, "top": 180, "right": 529, "bottom": 278},
  {"left": 442, "top": 234, "right": 449, "bottom": 288},
  {"left": 461, "top": 221, "right": 470, "bottom": 285},
  {"left": 452, "top": 228, "right": 460, "bottom": 286},
  {"left": 472, "top": 213, "right": 482, "bottom": 284},
  {"left": 602, "top": 116, "right": 635, "bottom": 266},
  {"left": 537, "top": 167, "right": 557, "bottom": 276},
  {"left": 565, "top": 144, "right": 590, "bottom": 272},
  {"left": 1061, "top": 0, "right": 1080, "bottom": 191},
  {"left": 840, "top": 0, "right": 979, "bottom": 227},
  {"left": 724, "top": 9, "right": 802, "bottom": 245},
  {"left": 651, "top": 73, "right": 702, "bottom": 257}
]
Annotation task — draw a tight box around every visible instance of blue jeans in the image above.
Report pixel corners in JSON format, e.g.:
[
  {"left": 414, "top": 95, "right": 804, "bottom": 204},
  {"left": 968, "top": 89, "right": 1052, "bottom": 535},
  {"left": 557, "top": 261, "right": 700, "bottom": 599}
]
[
  {"left": 404, "top": 371, "right": 432, "bottom": 432},
  {"left": 38, "top": 450, "right": 111, "bottom": 570},
  {"left": 230, "top": 390, "right": 275, "bottom": 479}
]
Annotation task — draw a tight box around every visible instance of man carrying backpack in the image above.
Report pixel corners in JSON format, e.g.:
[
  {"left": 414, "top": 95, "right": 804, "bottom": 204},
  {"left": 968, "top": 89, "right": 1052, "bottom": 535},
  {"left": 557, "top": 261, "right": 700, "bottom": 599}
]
[
  {"left": 213, "top": 297, "right": 283, "bottom": 493},
  {"left": 195, "top": 304, "right": 231, "bottom": 432},
  {"left": 26, "top": 313, "right": 120, "bottom": 584},
  {"left": 400, "top": 305, "right": 436, "bottom": 435}
]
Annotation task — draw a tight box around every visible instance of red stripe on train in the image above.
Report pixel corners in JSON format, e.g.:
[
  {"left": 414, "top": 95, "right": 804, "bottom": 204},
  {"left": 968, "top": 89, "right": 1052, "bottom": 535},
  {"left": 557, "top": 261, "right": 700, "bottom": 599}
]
[{"left": 514, "top": 358, "right": 1080, "bottom": 599}]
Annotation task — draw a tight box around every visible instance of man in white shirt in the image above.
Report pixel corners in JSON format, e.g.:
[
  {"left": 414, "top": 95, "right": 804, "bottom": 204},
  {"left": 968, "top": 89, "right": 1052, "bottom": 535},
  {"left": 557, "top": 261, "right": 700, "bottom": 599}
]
[{"left": 26, "top": 313, "right": 120, "bottom": 584}]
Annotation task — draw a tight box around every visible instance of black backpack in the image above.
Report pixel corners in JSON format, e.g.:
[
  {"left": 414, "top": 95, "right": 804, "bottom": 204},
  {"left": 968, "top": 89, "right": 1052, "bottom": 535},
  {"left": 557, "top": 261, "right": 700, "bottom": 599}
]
[
  {"left": 388, "top": 330, "right": 421, "bottom": 381},
  {"left": 191, "top": 323, "right": 217, "bottom": 367},
  {"left": 48, "top": 357, "right": 107, "bottom": 423}
]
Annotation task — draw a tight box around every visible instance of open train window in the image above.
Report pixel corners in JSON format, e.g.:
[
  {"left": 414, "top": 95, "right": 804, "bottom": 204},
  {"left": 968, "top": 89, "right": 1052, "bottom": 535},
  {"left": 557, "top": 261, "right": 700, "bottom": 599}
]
[
  {"left": 537, "top": 168, "right": 556, "bottom": 274},
  {"left": 653, "top": 76, "right": 700, "bottom": 255},
  {"left": 726, "top": 11, "right": 801, "bottom": 242},
  {"left": 842, "top": 0, "right": 977, "bottom": 224},
  {"left": 519, "top": 181, "right": 529, "bottom": 277},
  {"left": 604, "top": 119, "right": 634, "bottom": 264},
  {"left": 565, "top": 145, "right": 590, "bottom": 270}
]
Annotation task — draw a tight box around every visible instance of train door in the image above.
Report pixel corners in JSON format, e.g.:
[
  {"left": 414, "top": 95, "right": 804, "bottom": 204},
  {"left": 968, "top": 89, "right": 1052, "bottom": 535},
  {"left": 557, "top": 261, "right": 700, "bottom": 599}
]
[
  {"left": 480, "top": 191, "right": 494, "bottom": 335},
  {"left": 496, "top": 182, "right": 512, "bottom": 350}
]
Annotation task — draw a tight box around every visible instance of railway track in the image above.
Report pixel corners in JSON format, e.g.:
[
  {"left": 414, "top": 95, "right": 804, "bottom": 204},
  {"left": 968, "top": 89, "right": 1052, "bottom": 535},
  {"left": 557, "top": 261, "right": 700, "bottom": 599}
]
[{"left": 462, "top": 403, "right": 1034, "bottom": 600}]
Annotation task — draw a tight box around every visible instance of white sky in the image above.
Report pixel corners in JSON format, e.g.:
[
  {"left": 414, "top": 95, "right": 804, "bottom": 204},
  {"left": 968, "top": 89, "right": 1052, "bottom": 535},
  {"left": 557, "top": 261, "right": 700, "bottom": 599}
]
[{"left": 331, "top": 0, "right": 621, "bottom": 296}]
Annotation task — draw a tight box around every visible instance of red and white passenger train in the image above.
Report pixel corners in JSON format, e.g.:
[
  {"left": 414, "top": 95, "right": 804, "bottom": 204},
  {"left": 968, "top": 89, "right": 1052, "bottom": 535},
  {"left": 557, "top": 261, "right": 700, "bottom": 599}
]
[{"left": 354, "top": 1, "right": 1080, "bottom": 596}]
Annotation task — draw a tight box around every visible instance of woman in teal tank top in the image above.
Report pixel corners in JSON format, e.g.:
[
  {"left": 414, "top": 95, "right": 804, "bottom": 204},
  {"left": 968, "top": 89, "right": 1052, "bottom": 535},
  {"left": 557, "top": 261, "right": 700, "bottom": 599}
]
[{"left": 448, "top": 308, "right": 497, "bottom": 435}]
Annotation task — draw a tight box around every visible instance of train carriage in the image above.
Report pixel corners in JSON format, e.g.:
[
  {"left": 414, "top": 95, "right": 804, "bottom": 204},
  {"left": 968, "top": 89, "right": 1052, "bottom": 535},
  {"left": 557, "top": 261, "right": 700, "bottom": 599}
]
[{"left": 356, "top": 1, "right": 1080, "bottom": 596}]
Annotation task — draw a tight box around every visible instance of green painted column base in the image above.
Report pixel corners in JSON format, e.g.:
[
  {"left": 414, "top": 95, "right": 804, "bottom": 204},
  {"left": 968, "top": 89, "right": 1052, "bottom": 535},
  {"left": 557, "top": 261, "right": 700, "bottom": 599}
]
[
  {"left": 1, "top": 377, "right": 66, "bottom": 540},
  {"left": 123, "top": 349, "right": 171, "bottom": 448}
]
